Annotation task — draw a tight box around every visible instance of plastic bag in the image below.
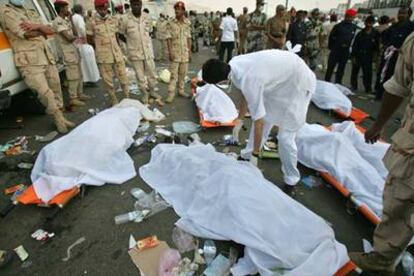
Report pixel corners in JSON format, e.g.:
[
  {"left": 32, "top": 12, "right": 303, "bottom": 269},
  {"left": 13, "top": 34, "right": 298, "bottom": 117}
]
[
  {"left": 158, "top": 249, "right": 181, "bottom": 276},
  {"left": 134, "top": 190, "right": 170, "bottom": 218},
  {"left": 172, "top": 227, "right": 197, "bottom": 253},
  {"left": 172, "top": 121, "right": 201, "bottom": 134}
]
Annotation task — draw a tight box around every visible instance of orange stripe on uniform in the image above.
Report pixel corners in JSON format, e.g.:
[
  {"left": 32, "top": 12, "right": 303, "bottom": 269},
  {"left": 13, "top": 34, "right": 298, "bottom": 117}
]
[{"left": 0, "top": 31, "right": 11, "bottom": 50}]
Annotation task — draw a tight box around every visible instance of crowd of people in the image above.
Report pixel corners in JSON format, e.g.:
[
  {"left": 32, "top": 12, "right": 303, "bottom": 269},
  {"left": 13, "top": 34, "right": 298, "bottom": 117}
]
[{"left": 0, "top": 0, "right": 413, "bottom": 274}]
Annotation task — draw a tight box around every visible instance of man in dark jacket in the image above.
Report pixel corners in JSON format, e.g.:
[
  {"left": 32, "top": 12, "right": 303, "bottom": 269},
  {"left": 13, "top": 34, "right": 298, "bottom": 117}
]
[
  {"left": 286, "top": 10, "right": 306, "bottom": 57},
  {"left": 351, "top": 16, "right": 380, "bottom": 93},
  {"left": 325, "top": 9, "right": 357, "bottom": 84}
]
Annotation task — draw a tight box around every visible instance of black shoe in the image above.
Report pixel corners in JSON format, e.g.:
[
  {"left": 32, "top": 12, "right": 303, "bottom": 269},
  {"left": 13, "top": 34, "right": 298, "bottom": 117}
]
[{"left": 282, "top": 184, "right": 296, "bottom": 197}]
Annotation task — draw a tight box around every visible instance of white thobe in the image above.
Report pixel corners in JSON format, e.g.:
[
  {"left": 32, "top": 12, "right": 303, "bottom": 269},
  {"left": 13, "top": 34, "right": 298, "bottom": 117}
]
[
  {"left": 72, "top": 14, "right": 100, "bottom": 83},
  {"left": 230, "top": 50, "right": 316, "bottom": 185}
]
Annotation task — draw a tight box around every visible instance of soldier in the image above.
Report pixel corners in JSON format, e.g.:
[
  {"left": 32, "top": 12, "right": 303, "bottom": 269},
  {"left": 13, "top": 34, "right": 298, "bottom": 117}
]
[
  {"left": 304, "top": 8, "right": 324, "bottom": 71},
  {"left": 114, "top": 4, "right": 128, "bottom": 61},
  {"left": 286, "top": 10, "right": 306, "bottom": 57},
  {"left": 119, "top": 0, "right": 163, "bottom": 106},
  {"left": 86, "top": 0, "right": 129, "bottom": 106},
  {"left": 165, "top": 1, "right": 191, "bottom": 103},
  {"left": 52, "top": 0, "right": 89, "bottom": 109},
  {"left": 266, "top": 4, "right": 288, "bottom": 50},
  {"left": 350, "top": 32, "right": 414, "bottom": 276},
  {"left": 189, "top": 10, "right": 199, "bottom": 53},
  {"left": 211, "top": 11, "right": 221, "bottom": 53},
  {"left": 246, "top": 0, "right": 267, "bottom": 53},
  {"left": 201, "top": 11, "right": 210, "bottom": 47},
  {"left": 0, "top": 0, "right": 74, "bottom": 133},
  {"left": 155, "top": 14, "right": 168, "bottom": 61},
  {"left": 237, "top": 7, "right": 248, "bottom": 54}
]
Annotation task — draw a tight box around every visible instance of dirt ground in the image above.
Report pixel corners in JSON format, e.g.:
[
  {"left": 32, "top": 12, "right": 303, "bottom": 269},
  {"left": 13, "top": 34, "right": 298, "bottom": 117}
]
[{"left": 0, "top": 44, "right": 406, "bottom": 275}]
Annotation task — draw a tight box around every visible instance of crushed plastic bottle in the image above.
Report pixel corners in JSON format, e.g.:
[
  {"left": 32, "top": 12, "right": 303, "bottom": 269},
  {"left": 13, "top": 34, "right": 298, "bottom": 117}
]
[
  {"left": 402, "top": 252, "right": 414, "bottom": 276},
  {"left": 203, "top": 240, "right": 217, "bottom": 265},
  {"left": 114, "top": 210, "right": 148, "bottom": 225},
  {"left": 203, "top": 254, "right": 231, "bottom": 276},
  {"left": 130, "top": 188, "right": 146, "bottom": 200}
]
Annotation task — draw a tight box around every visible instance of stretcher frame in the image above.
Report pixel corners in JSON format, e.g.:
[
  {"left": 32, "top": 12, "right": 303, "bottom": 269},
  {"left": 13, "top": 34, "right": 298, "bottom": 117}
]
[
  {"left": 191, "top": 78, "right": 238, "bottom": 128},
  {"left": 334, "top": 107, "right": 370, "bottom": 124},
  {"left": 17, "top": 185, "right": 80, "bottom": 208}
]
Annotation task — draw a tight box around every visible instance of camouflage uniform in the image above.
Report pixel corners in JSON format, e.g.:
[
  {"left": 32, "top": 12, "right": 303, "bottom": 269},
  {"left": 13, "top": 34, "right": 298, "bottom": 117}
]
[
  {"left": 119, "top": 12, "right": 161, "bottom": 103},
  {"left": 201, "top": 15, "right": 210, "bottom": 46},
  {"left": 86, "top": 14, "right": 129, "bottom": 105},
  {"left": 190, "top": 15, "right": 199, "bottom": 53},
  {"left": 155, "top": 16, "right": 169, "bottom": 61},
  {"left": 265, "top": 14, "right": 288, "bottom": 49},
  {"left": 237, "top": 13, "right": 249, "bottom": 54},
  {"left": 305, "top": 18, "right": 324, "bottom": 71},
  {"left": 52, "top": 15, "right": 84, "bottom": 104},
  {"left": 211, "top": 16, "right": 221, "bottom": 53},
  {"left": 166, "top": 17, "right": 191, "bottom": 102},
  {"left": 246, "top": 10, "right": 267, "bottom": 53}
]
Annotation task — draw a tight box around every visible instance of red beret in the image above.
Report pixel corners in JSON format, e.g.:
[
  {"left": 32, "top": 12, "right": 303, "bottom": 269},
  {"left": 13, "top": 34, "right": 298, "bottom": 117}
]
[
  {"left": 94, "top": 0, "right": 108, "bottom": 7},
  {"left": 345, "top": 9, "right": 357, "bottom": 17},
  {"left": 174, "top": 1, "right": 185, "bottom": 10},
  {"left": 115, "top": 4, "right": 123, "bottom": 10}
]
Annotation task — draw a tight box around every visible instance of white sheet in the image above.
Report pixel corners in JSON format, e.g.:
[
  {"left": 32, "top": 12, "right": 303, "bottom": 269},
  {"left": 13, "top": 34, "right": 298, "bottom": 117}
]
[
  {"left": 312, "top": 80, "right": 352, "bottom": 116},
  {"left": 139, "top": 144, "right": 349, "bottom": 276},
  {"left": 31, "top": 101, "right": 143, "bottom": 202},
  {"left": 296, "top": 123, "right": 389, "bottom": 216},
  {"left": 78, "top": 44, "right": 101, "bottom": 83},
  {"left": 195, "top": 84, "right": 238, "bottom": 123}
]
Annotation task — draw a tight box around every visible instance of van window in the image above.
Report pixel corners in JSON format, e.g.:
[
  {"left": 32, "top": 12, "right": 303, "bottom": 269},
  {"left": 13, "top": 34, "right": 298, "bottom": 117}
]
[
  {"left": 0, "top": 0, "right": 36, "bottom": 10},
  {"left": 36, "top": 0, "right": 56, "bottom": 21}
]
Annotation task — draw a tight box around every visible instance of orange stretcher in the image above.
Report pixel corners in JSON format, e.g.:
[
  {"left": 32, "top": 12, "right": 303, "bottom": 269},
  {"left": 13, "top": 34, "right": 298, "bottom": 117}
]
[
  {"left": 311, "top": 125, "right": 381, "bottom": 225},
  {"left": 334, "top": 107, "right": 370, "bottom": 124},
  {"left": 191, "top": 78, "right": 238, "bottom": 128},
  {"left": 17, "top": 185, "right": 80, "bottom": 208}
]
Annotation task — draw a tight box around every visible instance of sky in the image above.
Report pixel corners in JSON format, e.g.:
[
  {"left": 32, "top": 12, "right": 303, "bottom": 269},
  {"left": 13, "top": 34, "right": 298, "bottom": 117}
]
[{"left": 186, "top": 0, "right": 365, "bottom": 13}]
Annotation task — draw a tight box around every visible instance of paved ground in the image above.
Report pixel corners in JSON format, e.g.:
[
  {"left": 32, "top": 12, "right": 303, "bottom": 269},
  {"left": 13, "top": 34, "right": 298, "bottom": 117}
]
[{"left": 0, "top": 44, "right": 407, "bottom": 275}]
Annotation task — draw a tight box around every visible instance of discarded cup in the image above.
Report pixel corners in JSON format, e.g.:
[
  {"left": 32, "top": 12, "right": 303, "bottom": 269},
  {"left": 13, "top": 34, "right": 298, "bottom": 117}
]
[
  {"left": 203, "top": 240, "right": 217, "bottom": 265},
  {"left": 172, "top": 227, "right": 197, "bottom": 253},
  {"left": 203, "top": 254, "right": 231, "bottom": 276}
]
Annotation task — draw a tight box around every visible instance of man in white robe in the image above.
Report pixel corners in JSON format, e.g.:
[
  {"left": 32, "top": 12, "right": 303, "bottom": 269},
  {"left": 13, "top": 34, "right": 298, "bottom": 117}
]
[
  {"left": 202, "top": 50, "right": 316, "bottom": 195},
  {"left": 72, "top": 4, "right": 100, "bottom": 84}
]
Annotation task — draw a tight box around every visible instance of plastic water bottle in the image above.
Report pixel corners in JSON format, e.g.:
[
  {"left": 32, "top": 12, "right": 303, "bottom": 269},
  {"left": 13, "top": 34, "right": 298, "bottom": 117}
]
[
  {"left": 203, "top": 240, "right": 217, "bottom": 265},
  {"left": 114, "top": 211, "right": 141, "bottom": 225},
  {"left": 402, "top": 252, "right": 414, "bottom": 276}
]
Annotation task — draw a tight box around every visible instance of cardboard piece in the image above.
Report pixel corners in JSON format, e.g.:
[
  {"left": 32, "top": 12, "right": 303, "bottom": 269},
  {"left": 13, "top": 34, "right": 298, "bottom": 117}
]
[{"left": 128, "top": 241, "right": 169, "bottom": 276}]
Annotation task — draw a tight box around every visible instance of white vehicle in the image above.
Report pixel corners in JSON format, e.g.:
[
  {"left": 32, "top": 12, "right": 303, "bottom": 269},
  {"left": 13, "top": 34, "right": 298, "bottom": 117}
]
[{"left": 0, "top": 0, "right": 62, "bottom": 110}]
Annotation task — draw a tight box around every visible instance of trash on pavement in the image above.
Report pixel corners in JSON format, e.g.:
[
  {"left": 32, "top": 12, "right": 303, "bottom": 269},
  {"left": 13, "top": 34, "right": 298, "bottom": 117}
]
[
  {"left": 222, "top": 135, "right": 239, "bottom": 146},
  {"left": 203, "top": 240, "right": 217, "bottom": 265},
  {"left": 129, "top": 240, "right": 170, "bottom": 275},
  {"left": 62, "top": 237, "right": 86, "bottom": 262},
  {"left": 172, "top": 226, "right": 197, "bottom": 253},
  {"left": 35, "top": 131, "right": 58, "bottom": 143},
  {"left": 4, "top": 184, "right": 25, "bottom": 195},
  {"left": 14, "top": 245, "right": 29, "bottom": 262},
  {"left": 137, "top": 121, "right": 150, "bottom": 133},
  {"left": 159, "top": 69, "right": 171, "bottom": 83},
  {"left": 158, "top": 248, "right": 181, "bottom": 276},
  {"left": 173, "top": 258, "right": 199, "bottom": 275},
  {"left": 134, "top": 190, "right": 170, "bottom": 218},
  {"left": 114, "top": 210, "right": 150, "bottom": 225},
  {"left": 17, "top": 162, "right": 33, "bottom": 170},
  {"left": 134, "top": 134, "right": 157, "bottom": 147},
  {"left": 155, "top": 128, "right": 173, "bottom": 137},
  {"left": 130, "top": 188, "right": 146, "bottom": 200},
  {"left": 187, "top": 133, "right": 202, "bottom": 145},
  {"left": 31, "top": 229, "right": 55, "bottom": 241},
  {"left": 88, "top": 108, "right": 100, "bottom": 116},
  {"left": 1, "top": 136, "right": 29, "bottom": 156},
  {"left": 129, "top": 235, "right": 137, "bottom": 250},
  {"left": 172, "top": 121, "right": 201, "bottom": 134},
  {"left": 301, "top": 175, "right": 323, "bottom": 189},
  {"left": 193, "top": 247, "right": 206, "bottom": 265},
  {"left": 203, "top": 254, "right": 231, "bottom": 276}
]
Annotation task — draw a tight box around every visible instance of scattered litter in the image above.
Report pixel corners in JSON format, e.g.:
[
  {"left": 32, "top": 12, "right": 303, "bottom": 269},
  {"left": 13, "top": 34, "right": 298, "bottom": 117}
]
[
  {"left": 362, "top": 239, "right": 373, "bottom": 253},
  {"left": 402, "top": 251, "right": 414, "bottom": 276},
  {"left": 172, "top": 121, "right": 201, "bottom": 134},
  {"left": 193, "top": 247, "right": 205, "bottom": 265},
  {"left": 4, "top": 184, "right": 25, "bottom": 195},
  {"left": 203, "top": 240, "right": 217, "bottom": 265},
  {"left": 88, "top": 108, "right": 100, "bottom": 116},
  {"left": 130, "top": 188, "right": 146, "bottom": 200},
  {"left": 35, "top": 131, "right": 58, "bottom": 142},
  {"left": 265, "top": 141, "right": 277, "bottom": 150},
  {"left": 203, "top": 254, "right": 231, "bottom": 276},
  {"left": 222, "top": 135, "right": 239, "bottom": 146},
  {"left": 121, "top": 191, "right": 126, "bottom": 196},
  {"left": 1, "top": 136, "right": 29, "bottom": 156},
  {"left": 129, "top": 240, "right": 169, "bottom": 276},
  {"left": 17, "top": 162, "right": 34, "bottom": 170},
  {"left": 173, "top": 258, "right": 199, "bottom": 275},
  {"left": 158, "top": 248, "right": 181, "bottom": 276},
  {"left": 134, "top": 190, "right": 170, "bottom": 218},
  {"left": 301, "top": 175, "right": 323, "bottom": 188},
  {"left": 31, "top": 229, "right": 55, "bottom": 241},
  {"left": 261, "top": 146, "right": 279, "bottom": 159},
  {"left": 159, "top": 69, "right": 171, "bottom": 83},
  {"left": 129, "top": 235, "right": 137, "bottom": 249},
  {"left": 187, "top": 133, "right": 202, "bottom": 145},
  {"left": 172, "top": 227, "right": 197, "bottom": 253},
  {"left": 114, "top": 210, "right": 150, "bottom": 225},
  {"left": 155, "top": 128, "right": 174, "bottom": 137},
  {"left": 137, "top": 121, "right": 150, "bottom": 133},
  {"left": 14, "top": 245, "right": 29, "bottom": 261},
  {"left": 62, "top": 237, "right": 86, "bottom": 262},
  {"left": 152, "top": 108, "right": 166, "bottom": 121},
  {"left": 134, "top": 134, "right": 156, "bottom": 147},
  {"left": 137, "top": 235, "right": 160, "bottom": 250}
]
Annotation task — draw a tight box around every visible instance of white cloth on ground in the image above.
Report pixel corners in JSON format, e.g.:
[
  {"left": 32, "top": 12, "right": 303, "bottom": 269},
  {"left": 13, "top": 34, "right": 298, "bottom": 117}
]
[
  {"left": 195, "top": 84, "right": 238, "bottom": 123},
  {"left": 312, "top": 80, "right": 352, "bottom": 116},
  {"left": 31, "top": 100, "right": 146, "bottom": 202},
  {"left": 139, "top": 144, "right": 349, "bottom": 275},
  {"left": 229, "top": 49, "right": 316, "bottom": 132},
  {"left": 296, "top": 122, "right": 389, "bottom": 216}
]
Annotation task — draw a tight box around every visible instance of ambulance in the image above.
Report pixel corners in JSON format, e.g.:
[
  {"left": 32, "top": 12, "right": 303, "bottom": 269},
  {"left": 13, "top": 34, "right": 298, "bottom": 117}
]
[{"left": 0, "top": 0, "right": 62, "bottom": 111}]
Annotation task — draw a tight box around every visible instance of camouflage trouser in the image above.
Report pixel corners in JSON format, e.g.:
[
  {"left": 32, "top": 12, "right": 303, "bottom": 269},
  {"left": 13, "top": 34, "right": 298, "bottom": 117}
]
[
  {"left": 20, "top": 64, "right": 63, "bottom": 114},
  {"left": 306, "top": 48, "right": 320, "bottom": 71},
  {"left": 65, "top": 63, "right": 83, "bottom": 100},
  {"left": 373, "top": 148, "right": 414, "bottom": 262},
  {"left": 98, "top": 61, "right": 129, "bottom": 97},
  {"left": 247, "top": 32, "right": 265, "bottom": 53},
  {"left": 191, "top": 33, "right": 199, "bottom": 53}
]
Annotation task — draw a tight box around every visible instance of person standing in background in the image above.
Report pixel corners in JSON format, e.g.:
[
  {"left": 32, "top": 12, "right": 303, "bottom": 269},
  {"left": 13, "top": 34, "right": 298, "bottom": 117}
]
[
  {"left": 219, "top": 7, "right": 238, "bottom": 63},
  {"left": 266, "top": 4, "right": 288, "bottom": 50},
  {"left": 304, "top": 8, "right": 324, "bottom": 71},
  {"left": 211, "top": 11, "right": 222, "bottom": 54},
  {"left": 246, "top": 0, "right": 267, "bottom": 53},
  {"left": 286, "top": 10, "right": 306, "bottom": 57},
  {"left": 155, "top": 13, "right": 168, "bottom": 61},
  {"left": 189, "top": 10, "right": 199, "bottom": 53},
  {"left": 320, "top": 14, "right": 337, "bottom": 71},
  {"left": 237, "top": 7, "right": 249, "bottom": 54},
  {"left": 201, "top": 11, "right": 211, "bottom": 47}
]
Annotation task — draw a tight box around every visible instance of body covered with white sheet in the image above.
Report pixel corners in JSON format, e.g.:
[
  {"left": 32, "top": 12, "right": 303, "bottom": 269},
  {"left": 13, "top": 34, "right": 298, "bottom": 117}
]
[
  {"left": 229, "top": 50, "right": 316, "bottom": 186},
  {"left": 312, "top": 80, "right": 352, "bottom": 116},
  {"left": 31, "top": 103, "right": 142, "bottom": 202},
  {"left": 296, "top": 122, "right": 390, "bottom": 216},
  {"left": 195, "top": 84, "right": 238, "bottom": 123},
  {"left": 139, "top": 144, "right": 349, "bottom": 276}
]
